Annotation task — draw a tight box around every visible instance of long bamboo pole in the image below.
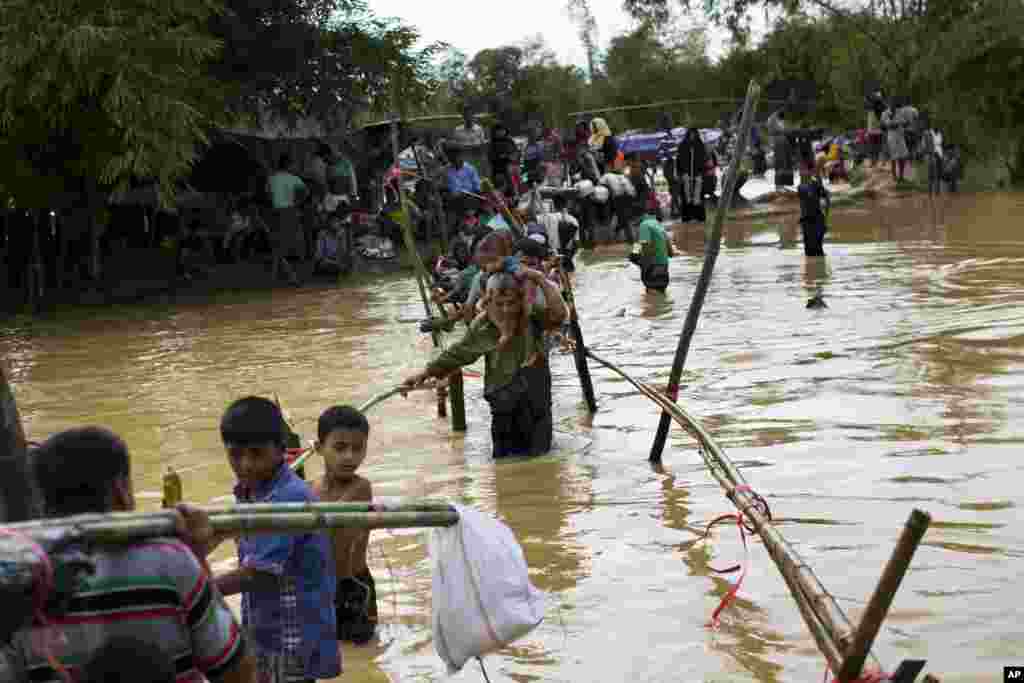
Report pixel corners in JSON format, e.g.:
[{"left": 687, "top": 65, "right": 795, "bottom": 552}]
[
  {"left": 568, "top": 97, "right": 786, "bottom": 118},
  {"left": 558, "top": 269, "right": 597, "bottom": 413},
  {"left": 4, "top": 504, "right": 460, "bottom": 540},
  {"left": 649, "top": 79, "right": 761, "bottom": 464},
  {"left": 584, "top": 348, "right": 879, "bottom": 674}
]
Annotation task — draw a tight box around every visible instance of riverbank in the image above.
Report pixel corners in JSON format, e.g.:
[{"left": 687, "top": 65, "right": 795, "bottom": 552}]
[{"left": 0, "top": 165, "right": 981, "bottom": 319}]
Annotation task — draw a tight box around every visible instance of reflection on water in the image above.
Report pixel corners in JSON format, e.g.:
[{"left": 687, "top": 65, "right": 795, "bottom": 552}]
[{"left": 3, "top": 192, "right": 1024, "bottom": 681}]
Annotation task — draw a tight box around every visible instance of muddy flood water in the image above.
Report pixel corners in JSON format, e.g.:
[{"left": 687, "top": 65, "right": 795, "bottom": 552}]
[{"left": 3, "top": 191, "right": 1023, "bottom": 682}]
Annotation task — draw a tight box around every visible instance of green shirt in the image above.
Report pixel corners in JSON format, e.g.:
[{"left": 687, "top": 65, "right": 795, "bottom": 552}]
[
  {"left": 330, "top": 157, "right": 354, "bottom": 179},
  {"left": 267, "top": 171, "right": 307, "bottom": 209},
  {"left": 637, "top": 215, "right": 669, "bottom": 266},
  {"left": 427, "top": 312, "right": 545, "bottom": 390}
]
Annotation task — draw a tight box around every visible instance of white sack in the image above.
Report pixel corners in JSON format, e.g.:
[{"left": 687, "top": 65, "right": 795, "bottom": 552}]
[
  {"left": 592, "top": 185, "right": 610, "bottom": 203},
  {"left": 430, "top": 504, "right": 546, "bottom": 675}
]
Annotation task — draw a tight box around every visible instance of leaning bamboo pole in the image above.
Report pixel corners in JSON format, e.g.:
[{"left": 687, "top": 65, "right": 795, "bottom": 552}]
[
  {"left": 650, "top": 79, "right": 761, "bottom": 464},
  {"left": 584, "top": 348, "right": 879, "bottom": 675},
  {"left": 286, "top": 384, "right": 438, "bottom": 473}
]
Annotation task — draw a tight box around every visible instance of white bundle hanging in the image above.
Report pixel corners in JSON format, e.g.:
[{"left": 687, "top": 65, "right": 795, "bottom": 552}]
[
  {"left": 574, "top": 179, "right": 595, "bottom": 198},
  {"left": 592, "top": 185, "right": 610, "bottom": 203},
  {"left": 429, "top": 504, "right": 546, "bottom": 675},
  {"left": 599, "top": 173, "right": 626, "bottom": 197}
]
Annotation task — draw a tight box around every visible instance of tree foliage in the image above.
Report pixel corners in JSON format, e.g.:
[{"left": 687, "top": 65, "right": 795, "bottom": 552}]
[{"left": 0, "top": 0, "right": 228, "bottom": 206}]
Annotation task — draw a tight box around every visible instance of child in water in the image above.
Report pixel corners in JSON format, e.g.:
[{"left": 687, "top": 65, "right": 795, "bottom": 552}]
[
  {"left": 311, "top": 406, "right": 378, "bottom": 644},
  {"left": 215, "top": 396, "right": 340, "bottom": 683}
]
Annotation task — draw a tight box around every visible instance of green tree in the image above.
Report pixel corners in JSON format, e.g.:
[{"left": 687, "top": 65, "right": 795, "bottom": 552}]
[
  {"left": 0, "top": 0, "right": 228, "bottom": 207},
  {"left": 208, "top": 0, "right": 445, "bottom": 130}
]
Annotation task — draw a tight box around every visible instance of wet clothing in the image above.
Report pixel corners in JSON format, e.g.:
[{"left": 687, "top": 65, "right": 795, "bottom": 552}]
[
  {"left": 636, "top": 215, "right": 671, "bottom": 291},
  {"left": 269, "top": 208, "right": 305, "bottom": 260},
  {"left": 235, "top": 464, "right": 341, "bottom": 681},
  {"left": 1, "top": 538, "right": 246, "bottom": 683},
  {"left": 798, "top": 178, "right": 830, "bottom": 257},
  {"left": 335, "top": 569, "right": 378, "bottom": 644},
  {"left": 427, "top": 312, "right": 553, "bottom": 458}
]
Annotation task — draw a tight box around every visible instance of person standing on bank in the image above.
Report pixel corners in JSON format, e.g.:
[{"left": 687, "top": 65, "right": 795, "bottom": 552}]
[
  {"left": 675, "top": 128, "right": 707, "bottom": 223},
  {"left": 402, "top": 264, "right": 567, "bottom": 458},
  {"left": 267, "top": 154, "right": 308, "bottom": 286}
]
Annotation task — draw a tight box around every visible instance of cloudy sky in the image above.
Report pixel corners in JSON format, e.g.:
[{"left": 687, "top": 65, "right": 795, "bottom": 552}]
[{"left": 367, "top": 0, "right": 750, "bottom": 67}]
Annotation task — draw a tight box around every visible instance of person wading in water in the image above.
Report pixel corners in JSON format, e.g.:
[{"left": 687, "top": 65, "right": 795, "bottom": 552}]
[{"left": 402, "top": 263, "right": 567, "bottom": 458}]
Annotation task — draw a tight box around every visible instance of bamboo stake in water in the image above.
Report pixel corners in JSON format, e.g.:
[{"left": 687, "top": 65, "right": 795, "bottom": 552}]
[
  {"left": 449, "top": 370, "right": 467, "bottom": 431},
  {"left": 649, "top": 79, "right": 761, "bottom": 464},
  {"left": 837, "top": 509, "right": 931, "bottom": 683},
  {"left": 559, "top": 270, "right": 597, "bottom": 413}
]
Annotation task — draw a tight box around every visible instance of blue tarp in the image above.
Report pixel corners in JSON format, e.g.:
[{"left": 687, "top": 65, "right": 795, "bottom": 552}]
[{"left": 616, "top": 127, "right": 724, "bottom": 159}]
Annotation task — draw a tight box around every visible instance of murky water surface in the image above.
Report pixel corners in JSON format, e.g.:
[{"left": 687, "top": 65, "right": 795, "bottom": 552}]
[{"left": 4, "top": 192, "right": 1023, "bottom": 682}]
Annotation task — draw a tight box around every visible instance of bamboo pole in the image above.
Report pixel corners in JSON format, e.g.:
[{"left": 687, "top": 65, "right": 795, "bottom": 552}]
[
  {"left": 584, "top": 348, "right": 878, "bottom": 673},
  {"left": 5, "top": 504, "right": 460, "bottom": 539},
  {"left": 77, "top": 501, "right": 459, "bottom": 522},
  {"left": 559, "top": 269, "right": 597, "bottom": 413},
  {"left": 837, "top": 509, "right": 931, "bottom": 683},
  {"left": 649, "top": 79, "right": 761, "bottom": 464},
  {"left": 568, "top": 97, "right": 787, "bottom": 118},
  {"left": 449, "top": 370, "right": 467, "bottom": 431}
]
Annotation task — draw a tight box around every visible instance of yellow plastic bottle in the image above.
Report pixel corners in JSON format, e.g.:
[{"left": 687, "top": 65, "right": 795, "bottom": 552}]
[{"left": 162, "top": 466, "right": 182, "bottom": 508}]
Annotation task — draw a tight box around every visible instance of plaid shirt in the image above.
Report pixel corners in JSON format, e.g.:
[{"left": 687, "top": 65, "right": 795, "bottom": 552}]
[{"left": 235, "top": 464, "right": 340, "bottom": 680}]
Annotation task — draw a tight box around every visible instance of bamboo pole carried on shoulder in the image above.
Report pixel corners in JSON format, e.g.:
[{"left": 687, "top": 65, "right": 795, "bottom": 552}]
[
  {"left": 649, "top": 79, "right": 761, "bottom": 464},
  {"left": 4, "top": 502, "right": 460, "bottom": 542}
]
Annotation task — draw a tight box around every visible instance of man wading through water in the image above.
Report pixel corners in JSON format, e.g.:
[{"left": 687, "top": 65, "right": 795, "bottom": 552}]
[{"left": 403, "top": 263, "right": 567, "bottom": 458}]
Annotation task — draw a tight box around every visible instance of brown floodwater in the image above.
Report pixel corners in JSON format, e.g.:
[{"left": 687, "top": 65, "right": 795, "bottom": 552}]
[{"left": 3, "top": 191, "right": 1023, "bottom": 682}]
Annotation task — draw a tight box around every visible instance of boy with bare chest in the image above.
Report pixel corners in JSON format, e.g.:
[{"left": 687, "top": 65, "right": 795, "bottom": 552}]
[{"left": 310, "top": 406, "right": 378, "bottom": 644}]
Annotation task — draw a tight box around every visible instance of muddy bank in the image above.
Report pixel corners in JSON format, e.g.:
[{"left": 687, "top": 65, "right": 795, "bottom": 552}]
[{"left": 0, "top": 240, "right": 442, "bottom": 316}]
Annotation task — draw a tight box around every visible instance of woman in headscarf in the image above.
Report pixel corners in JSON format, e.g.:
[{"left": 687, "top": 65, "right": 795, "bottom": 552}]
[
  {"left": 589, "top": 117, "right": 619, "bottom": 173},
  {"left": 403, "top": 261, "right": 567, "bottom": 459},
  {"left": 675, "top": 127, "right": 708, "bottom": 223}
]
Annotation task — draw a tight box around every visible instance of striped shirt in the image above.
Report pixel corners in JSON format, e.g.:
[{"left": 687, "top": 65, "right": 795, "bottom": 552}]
[{"left": 5, "top": 538, "right": 244, "bottom": 683}]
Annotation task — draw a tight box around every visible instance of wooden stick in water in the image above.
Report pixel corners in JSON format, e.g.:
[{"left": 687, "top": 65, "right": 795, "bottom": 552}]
[
  {"left": 837, "top": 509, "right": 931, "bottom": 682},
  {"left": 559, "top": 269, "right": 597, "bottom": 413},
  {"left": 649, "top": 79, "right": 761, "bottom": 464}
]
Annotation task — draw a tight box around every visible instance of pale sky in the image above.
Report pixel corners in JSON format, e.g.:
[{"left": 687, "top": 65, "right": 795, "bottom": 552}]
[{"left": 367, "top": 0, "right": 745, "bottom": 68}]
